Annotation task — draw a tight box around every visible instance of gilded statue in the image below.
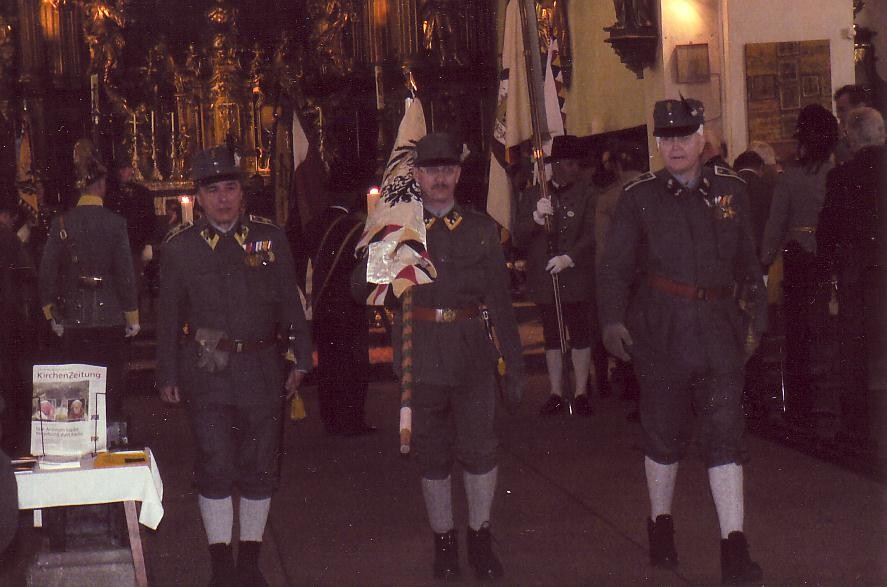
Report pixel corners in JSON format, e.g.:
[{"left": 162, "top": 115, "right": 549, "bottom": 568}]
[
  {"left": 610, "top": 0, "right": 655, "bottom": 31},
  {"left": 421, "top": 0, "right": 464, "bottom": 66},
  {"left": 77, "top": 0, "right": 130, "bottom": 113},
  {"left": 307, "top": 0, "right": 356, "bottom": 79}
]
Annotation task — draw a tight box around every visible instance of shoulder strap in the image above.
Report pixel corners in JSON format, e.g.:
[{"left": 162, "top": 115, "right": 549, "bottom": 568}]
[
  {"left": 58, "top": 213, "right": 80, "bottom": 266},
  {"left": 312, "top": 219, "right": 365, "bottom": 308}
]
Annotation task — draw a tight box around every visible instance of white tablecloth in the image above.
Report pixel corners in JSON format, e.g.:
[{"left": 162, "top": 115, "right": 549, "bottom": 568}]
[{"left": 15, "top": 447, "right": 165, "bottom": 529}]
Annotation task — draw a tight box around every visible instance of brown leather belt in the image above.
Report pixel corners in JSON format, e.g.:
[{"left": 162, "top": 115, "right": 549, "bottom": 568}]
[
  {"left": 646, "top": 274, "right": 733, "bottom": 301},
  {"left": 412, "top": 306, "right": 480, "bottom": 323}
]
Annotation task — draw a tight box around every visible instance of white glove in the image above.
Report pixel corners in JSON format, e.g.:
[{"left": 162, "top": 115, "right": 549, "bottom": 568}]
[
  {"left": 50, "top": 319, "right": 64, "bottom": 338},
  {"left": 532, "top": 197, "right": 554, "bottom": 225},
  {"left": 125, "top": 324, "right": 141, "bottom": 338},
  {"left": 602, "top": 323, "right": 633, "bottom": 362},
  {"left": 545, "top": 254, "right": 574, "bottom": 274},
  {"left": 141, "top": 244, "right": 154, "bottom": 263}
]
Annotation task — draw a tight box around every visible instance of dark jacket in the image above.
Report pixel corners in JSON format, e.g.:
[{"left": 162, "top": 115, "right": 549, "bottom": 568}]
[
  {"left": 392, "top": 205, "right": 524, "bottom": 389},
  {"left": 156, "top": 215, "right": 313, "bottom": 406},
  {"left": 39, "top": 196, "right": 138, "bottom": 328},
  {"left": 818, "top": 145, "right": 884, "bottom": 279},
  {"left": 598, "top": 166, "right": 762, "bottom": 372},
  {"left": 737, "top": 168, "right": 772, "bottom": 257},
  {"left": 513, "top": 180, "right": 596, "bottom": 305}
]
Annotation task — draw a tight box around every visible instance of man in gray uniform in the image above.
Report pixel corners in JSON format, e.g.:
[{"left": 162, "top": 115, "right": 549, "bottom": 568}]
[
  {"left": 514, "top": 135, "right": 596, "bottom": 416},
  {"left": 39, "top": 150, "right": 140, "bottom": 430},
  {"left": 598, "top": 99, "right": 764, "bottom": 585},
  {"left": 157, "top": 146, "right": 312, "bottom": 586},
  {"left": 393, "top": 133, "right": 524, "bottom": 581}
]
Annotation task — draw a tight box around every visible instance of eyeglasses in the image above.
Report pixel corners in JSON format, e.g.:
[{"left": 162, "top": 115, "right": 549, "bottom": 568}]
[
  {"left": 657, "top": 134, "right": 698, "bottom": 146},
  {"left": 416, "top": 165, "right": 460, "bottom": 176}
]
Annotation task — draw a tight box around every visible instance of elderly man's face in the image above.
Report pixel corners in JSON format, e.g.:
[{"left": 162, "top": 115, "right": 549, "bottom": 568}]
[
  {"left": 197, "top": 179, "right": 243, "bottom": 228},
  {"left": 658, "top": 131, "right": 706, "bottom": 178},
  {"left": 414, "top": 164, "right": 461, "bottom": 208}
]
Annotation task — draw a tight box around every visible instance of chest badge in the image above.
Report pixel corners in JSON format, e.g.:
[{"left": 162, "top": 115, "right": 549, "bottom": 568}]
[
  {"left": 709, "top": 194, "right": 736, "bottom": 220},
  {"left": 243, "top": 240, "right": 275, "bottom": 266},
  {"left": 566, "top": 210, "right": 575, "bottom": 218}
]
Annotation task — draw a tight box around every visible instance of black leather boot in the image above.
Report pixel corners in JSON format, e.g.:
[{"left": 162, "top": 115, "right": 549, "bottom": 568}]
[
  {"left": 467, "top": 523, "right": 504, "bottom": 581},
  {"left": 236, "top": 541, "right": 269, "bottom": 587},
  {"left": 720, "top": 531, "right": 763, "bottom": 585},
  {"left": 433, "top": 529, "right": 460, "bottom": 580},
  {"left": 647, "top": 515, "right": 678, "bottom": 568},
  {"left": 208, "top": 543, "right": 236, "bottom": 587}
]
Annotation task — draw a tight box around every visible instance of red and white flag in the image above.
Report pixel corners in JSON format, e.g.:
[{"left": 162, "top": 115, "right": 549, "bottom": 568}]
[{"left": 289, "top": 110, "right": 327, "bottom": 228}]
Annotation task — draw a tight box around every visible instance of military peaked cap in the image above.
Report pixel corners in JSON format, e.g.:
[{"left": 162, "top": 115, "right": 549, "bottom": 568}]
[
  {"left": 414, "top": 133, "right": 461, "bottom": 167},
  {"left": 653, "top": 98, "right": 705, "bottom": 137},
  {"left": 191, "top": 145, "right": 243, "bottom": 185}
]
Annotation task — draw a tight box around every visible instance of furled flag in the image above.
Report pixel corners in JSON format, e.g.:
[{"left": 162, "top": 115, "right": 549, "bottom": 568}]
[
  {"left": 16, "top": 121, "right": 39, "bottom": 223},
  {"left": 487, "top": 0, "right": 535, "bottom": 232},
  {"left": 290, "top": 108, "right": 328, "bottom": 228},
  {"left": 356, "top": 97, "right": 436, "bottom": 306},
  {"left": 536, "top": 35, "right": 566, "bottom": 183}
]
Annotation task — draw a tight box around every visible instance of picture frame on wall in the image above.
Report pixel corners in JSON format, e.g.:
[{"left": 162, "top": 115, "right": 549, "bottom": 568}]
[
  {"left": 780, "top": 85, "right": 801, "bottom": 111},
  {"left": 675, "top": 44, "right": 710, "bottom": 84},
  {"left": 801, "top": 75, "right": 821, "bottom": 97}
]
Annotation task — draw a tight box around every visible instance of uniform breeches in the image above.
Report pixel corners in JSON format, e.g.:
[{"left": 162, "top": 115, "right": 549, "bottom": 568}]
[
  {"left": 538, "top": 301, "right": 591, "bottom": 350},
  {"left": 635, "top": 362, "right": 745, "bottom": 468},
  {"left": 189, "top": 402, "right": 280, "bottom": 500},
  {"left": 413, "top": 376, "right": 498, "bottom": 480}
]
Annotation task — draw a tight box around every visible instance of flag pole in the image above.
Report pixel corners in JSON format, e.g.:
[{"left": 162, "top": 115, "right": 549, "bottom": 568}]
[{"left": 516, "top": 0, "right": 572, "bottom": 412}]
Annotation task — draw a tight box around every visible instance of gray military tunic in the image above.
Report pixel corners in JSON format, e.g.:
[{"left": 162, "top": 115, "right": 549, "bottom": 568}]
[
  {"left": 598, "top": 166, "right": 763, "bottom": 466},
  {"left": 156, "top": 215, "right": 312, "bottom": 406},
  {"left": 39, "top": 196, "right": 138, "bottom": 328},
  {"left": 513, "top": 180, "right": 596, "bottom": 305},
  {"left": 157, "top": 214, "right": 312, "bottom": 498},
  {"left": 392, "top": 205, "right": 524, "bottom": 478}
]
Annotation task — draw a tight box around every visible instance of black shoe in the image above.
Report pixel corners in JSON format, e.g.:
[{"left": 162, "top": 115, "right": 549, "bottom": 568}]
[
  {"left": 720, "top": 531, "right": 763, "bottom": 585},
  {"left": 539, "top": 394, "right": 566, "bottom": 416},
  {"left": 467, "top": 523, "right": 504, "bottom": 581},
  {"left": 236, "top": 541, "right": 269, "bottom": 587},
  {"left": 573, "top": 394, "right": 593, "bottom": 417},
  {"left": 208, "top": 543, "right": 236, "bottom": 587},
  {"left": 647, "top": 515, "right": 678, "bottom": 569},
  {"left": 433, "top": 529, "right": 460, "bottom": 580}
]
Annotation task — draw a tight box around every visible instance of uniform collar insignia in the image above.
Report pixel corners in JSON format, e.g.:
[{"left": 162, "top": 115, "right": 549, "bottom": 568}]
[
  {"left": 200, "top": 226, "right": 220, "bottom": 250},
  {"left": 698, "top": 176, "right": 711, "bottom": 199},
  {"left": 665, "top": 177, "right": 684, "bottom": 199},
  {"left": 443, "top": 209, "right": 462, "bottom": 231},
  {"left": 423, "top": 206, "right": 462, "bottom": 231},
  {"left": 234, "top": 222, "right": 249, "bottom": 246}
]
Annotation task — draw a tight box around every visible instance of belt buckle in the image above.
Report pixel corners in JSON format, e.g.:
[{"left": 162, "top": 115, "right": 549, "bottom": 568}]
[
  {"left": 436, "top": 308, "right": 457, "bottom": 323},
  {"left": 695, "top": 287, "right": 707, "bottom": 300},
  {"left": 233, "top": 340, "right": 244, "bottom": 353}
]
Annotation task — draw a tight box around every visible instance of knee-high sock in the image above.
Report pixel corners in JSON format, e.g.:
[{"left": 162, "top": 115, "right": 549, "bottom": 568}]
[
  {"left": 645, "top": 456, "right": 678, "bottom": 519},
  {"left": 239, "top": 497, "right": 271, "bottom": 542},
  {"left": 545, "top": 349, "right": 564, "bottom": 397},
  {"left": 708, "top": 463, "right": 744, "bottom": 538},
  {"left": 464, "top": 467, "right": 497, "bottom": 531},
  {"left": 422, "top": 476, "right": 454, "bottom": 534},
  {"left": 199, "top": 495, "right": 233, "bottom": 545},
  {"left": 571, "top": 347, "right": 591, "bottom": 397}
]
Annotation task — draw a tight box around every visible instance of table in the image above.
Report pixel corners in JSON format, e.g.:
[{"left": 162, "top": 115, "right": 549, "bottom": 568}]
[{"left": 15, "top": 448, "right": 164, "bottom": 587}]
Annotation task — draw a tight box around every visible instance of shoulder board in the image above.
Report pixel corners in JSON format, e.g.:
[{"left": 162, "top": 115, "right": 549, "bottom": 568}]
[
  {"left": 248, "top": 214, "right": 277, "bottom": 227},
  {"left": 163, "top": 221, "right": 193, "bottom": 244},
  {"left": 623, "top": 171, "right": 656, "bottom": 192},
  {"left": 713, "top": 165, "right": 745, "bottom": 183}
]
